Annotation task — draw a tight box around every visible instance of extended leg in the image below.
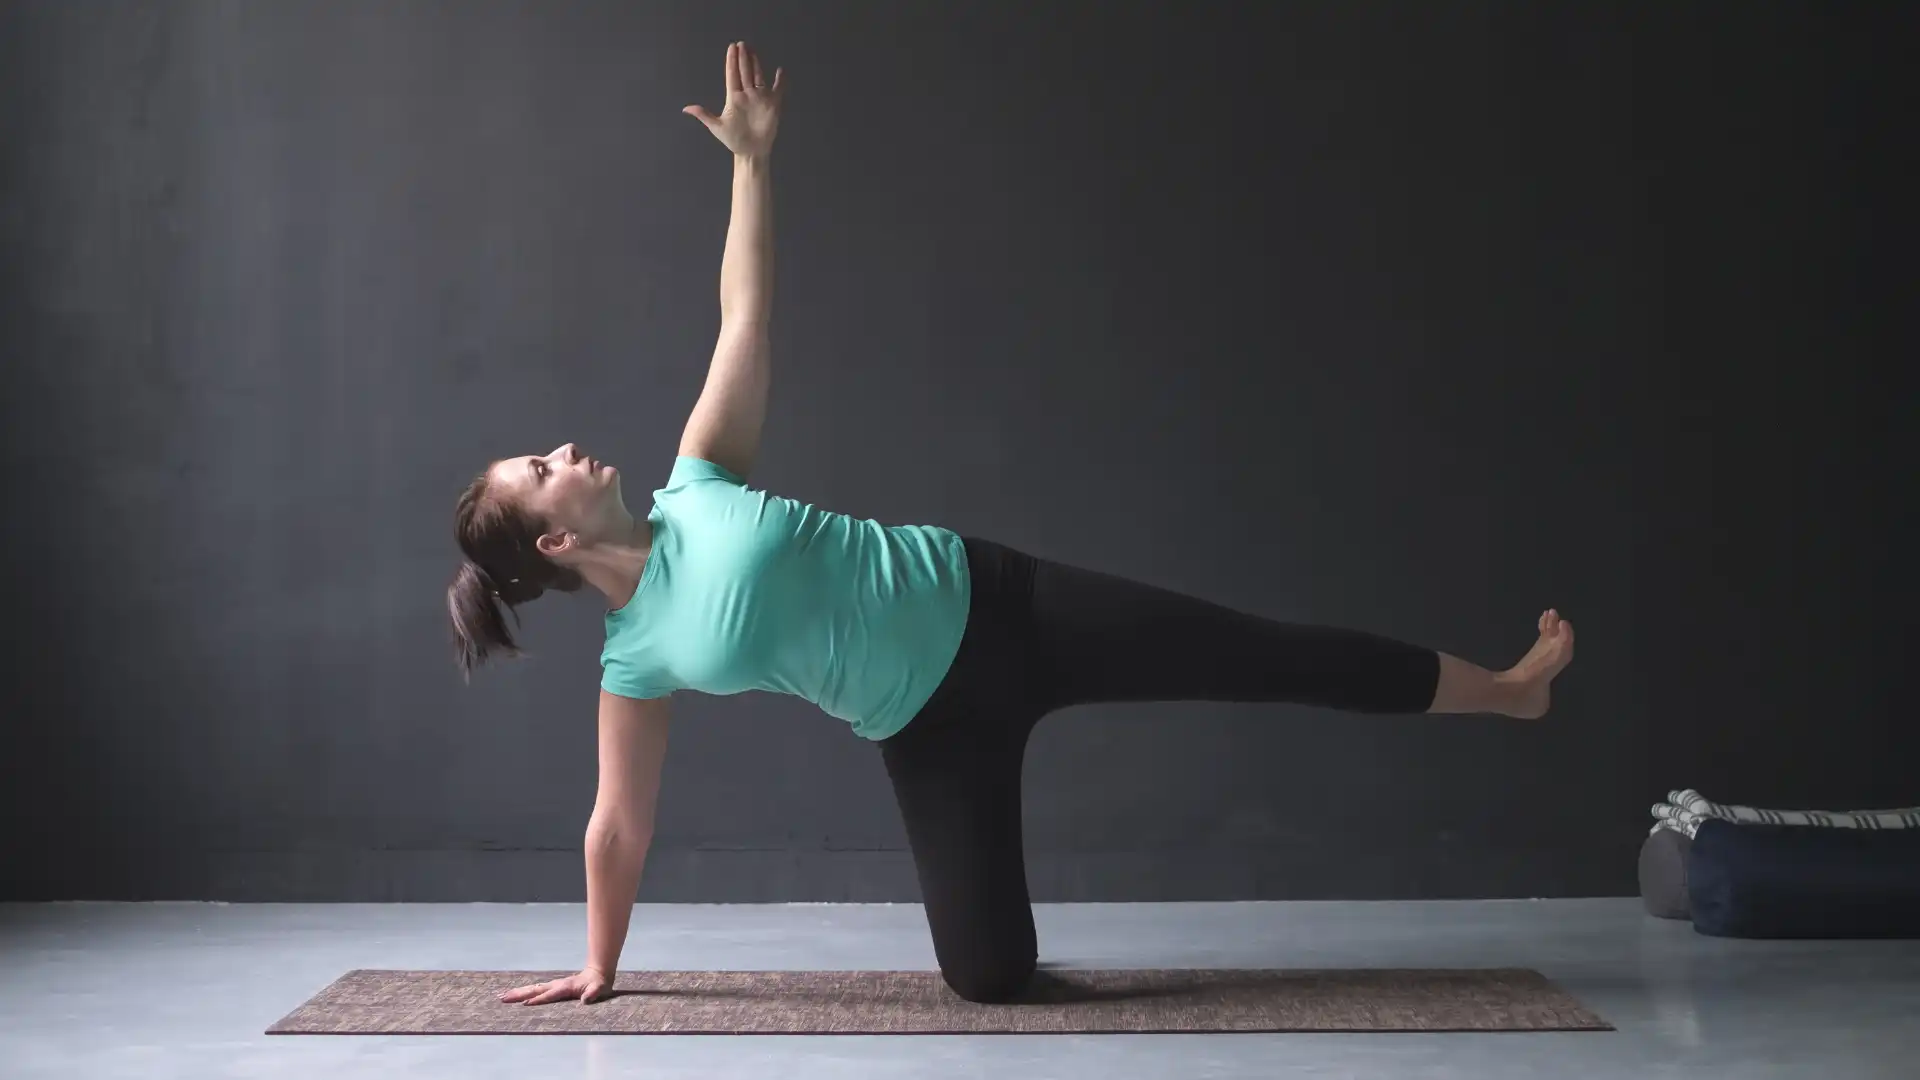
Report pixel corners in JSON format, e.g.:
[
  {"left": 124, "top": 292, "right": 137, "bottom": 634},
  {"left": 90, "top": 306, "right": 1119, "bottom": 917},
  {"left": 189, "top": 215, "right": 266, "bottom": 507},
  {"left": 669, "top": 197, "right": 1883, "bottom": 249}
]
[{"left": 1027, "top": 555, "right": 1573, "bottom": 717}]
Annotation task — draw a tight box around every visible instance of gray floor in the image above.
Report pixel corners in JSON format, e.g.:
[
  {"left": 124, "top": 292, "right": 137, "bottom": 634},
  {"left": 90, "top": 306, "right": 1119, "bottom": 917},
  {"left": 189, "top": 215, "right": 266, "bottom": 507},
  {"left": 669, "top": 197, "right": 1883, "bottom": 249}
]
[{"left": 2, "top": 899, "right": 1916, "bottom": 1079}]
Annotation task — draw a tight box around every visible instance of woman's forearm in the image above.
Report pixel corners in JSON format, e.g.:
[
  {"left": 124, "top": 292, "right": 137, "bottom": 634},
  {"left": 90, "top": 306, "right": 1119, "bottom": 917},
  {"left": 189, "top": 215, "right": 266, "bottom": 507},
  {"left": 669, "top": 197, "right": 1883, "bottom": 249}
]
[
  {"left": 583, "top": 823, "right": 650, "bottom": 975},
  {"left": 718, "top": 154, "right": 773, "bottom": 325}
]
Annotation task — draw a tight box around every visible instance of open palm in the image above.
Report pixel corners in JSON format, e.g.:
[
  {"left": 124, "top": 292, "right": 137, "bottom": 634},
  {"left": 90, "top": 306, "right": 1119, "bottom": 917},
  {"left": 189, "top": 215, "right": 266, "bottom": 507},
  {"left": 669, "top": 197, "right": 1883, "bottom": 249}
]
[{"left": 684, "top": 42, "right": 786, "bottom": 157}]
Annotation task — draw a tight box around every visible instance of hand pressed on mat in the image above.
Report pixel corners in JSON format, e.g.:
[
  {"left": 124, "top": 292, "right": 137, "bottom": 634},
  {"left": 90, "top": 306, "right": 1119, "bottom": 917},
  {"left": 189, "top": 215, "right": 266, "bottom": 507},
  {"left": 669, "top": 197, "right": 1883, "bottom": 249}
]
[{"left": 498, "top": 967, "right": 612, "bottom": 1006}]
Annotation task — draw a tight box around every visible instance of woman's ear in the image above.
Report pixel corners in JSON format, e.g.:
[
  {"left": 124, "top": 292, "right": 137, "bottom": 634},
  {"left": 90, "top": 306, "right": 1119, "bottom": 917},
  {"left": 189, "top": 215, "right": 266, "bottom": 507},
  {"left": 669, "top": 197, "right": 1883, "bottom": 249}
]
[{"left": 535, "top": 530, "right": 576, "bottom": 559}]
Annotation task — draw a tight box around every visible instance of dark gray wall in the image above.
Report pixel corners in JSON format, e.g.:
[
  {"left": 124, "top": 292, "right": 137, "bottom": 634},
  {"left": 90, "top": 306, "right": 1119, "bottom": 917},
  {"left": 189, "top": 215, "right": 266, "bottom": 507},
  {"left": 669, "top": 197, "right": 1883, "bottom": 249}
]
[{"left": 2, "top": 1, "right": 1906, "bottom": 902}]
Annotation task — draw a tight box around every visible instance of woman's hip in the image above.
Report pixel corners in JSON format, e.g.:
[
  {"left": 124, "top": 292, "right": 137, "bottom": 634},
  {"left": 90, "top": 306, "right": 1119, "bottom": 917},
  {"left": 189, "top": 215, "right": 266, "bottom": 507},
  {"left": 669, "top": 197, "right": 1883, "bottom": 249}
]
[{"left": 884, "top": 535, "right": 1047, "bottom": 744}]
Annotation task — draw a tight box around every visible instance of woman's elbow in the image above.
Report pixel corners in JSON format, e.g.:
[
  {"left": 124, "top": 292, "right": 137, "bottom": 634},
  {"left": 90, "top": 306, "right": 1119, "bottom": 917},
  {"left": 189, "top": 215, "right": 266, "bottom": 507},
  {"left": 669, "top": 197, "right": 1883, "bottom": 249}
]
[{"left": 587, "top": 812, "right": 654, "bottom": 847}]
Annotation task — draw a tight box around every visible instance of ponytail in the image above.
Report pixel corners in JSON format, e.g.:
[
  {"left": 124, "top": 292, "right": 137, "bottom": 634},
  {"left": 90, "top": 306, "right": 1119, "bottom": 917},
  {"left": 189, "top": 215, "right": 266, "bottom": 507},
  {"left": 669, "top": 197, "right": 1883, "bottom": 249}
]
[{"left": 447, "top": 560, "right": 523, "bottom": 679}]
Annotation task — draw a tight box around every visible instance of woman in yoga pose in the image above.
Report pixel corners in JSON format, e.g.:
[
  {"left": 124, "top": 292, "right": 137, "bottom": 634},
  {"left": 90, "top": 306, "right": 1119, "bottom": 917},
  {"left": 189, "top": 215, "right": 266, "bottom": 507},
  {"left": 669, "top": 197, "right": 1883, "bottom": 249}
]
[{"left": 451, "top": 43, "right": 1575, "bottom": 1008}]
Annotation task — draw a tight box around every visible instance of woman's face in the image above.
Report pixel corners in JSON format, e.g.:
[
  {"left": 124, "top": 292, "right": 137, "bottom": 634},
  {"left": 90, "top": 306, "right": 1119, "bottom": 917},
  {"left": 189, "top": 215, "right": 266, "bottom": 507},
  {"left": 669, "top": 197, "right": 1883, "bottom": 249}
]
[{"left": 487, "top": 442, "right": 627, "bottom": 547}]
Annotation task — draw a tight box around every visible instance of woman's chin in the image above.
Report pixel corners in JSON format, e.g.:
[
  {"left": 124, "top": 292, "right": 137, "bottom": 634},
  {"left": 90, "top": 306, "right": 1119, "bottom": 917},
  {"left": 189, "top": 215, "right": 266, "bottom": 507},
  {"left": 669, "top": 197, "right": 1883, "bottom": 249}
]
[{"left": 598, "top": 486, "right": 628, "bottom": 518}]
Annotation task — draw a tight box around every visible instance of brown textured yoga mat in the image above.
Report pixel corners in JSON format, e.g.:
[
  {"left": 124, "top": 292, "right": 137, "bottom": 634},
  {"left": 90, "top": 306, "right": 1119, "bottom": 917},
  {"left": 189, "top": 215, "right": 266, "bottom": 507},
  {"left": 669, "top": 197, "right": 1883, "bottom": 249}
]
[{"left": 267, "top": 967, "right": 1612, "bottom": 1034}]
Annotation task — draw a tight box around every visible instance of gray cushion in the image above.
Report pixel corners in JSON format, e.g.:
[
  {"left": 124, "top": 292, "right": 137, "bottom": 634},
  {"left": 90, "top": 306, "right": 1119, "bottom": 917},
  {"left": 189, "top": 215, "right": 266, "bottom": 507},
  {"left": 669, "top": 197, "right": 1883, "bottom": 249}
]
[{"left": 1639, "top": 828, "right": 1692, "bottom": 920}]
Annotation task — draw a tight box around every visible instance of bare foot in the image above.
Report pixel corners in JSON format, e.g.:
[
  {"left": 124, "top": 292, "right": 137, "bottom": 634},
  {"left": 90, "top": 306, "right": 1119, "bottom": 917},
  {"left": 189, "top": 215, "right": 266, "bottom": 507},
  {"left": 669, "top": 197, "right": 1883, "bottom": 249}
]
[{"left": 1497, "top": 609, "right": 1575, "bottom": 719}]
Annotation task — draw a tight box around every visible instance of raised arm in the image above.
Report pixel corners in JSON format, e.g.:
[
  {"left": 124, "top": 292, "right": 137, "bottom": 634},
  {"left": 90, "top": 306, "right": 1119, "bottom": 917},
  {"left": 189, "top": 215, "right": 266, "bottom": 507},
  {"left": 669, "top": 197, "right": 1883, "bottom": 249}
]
[{"left": 678, "top": 42, "right": 787, "bottom": 482}]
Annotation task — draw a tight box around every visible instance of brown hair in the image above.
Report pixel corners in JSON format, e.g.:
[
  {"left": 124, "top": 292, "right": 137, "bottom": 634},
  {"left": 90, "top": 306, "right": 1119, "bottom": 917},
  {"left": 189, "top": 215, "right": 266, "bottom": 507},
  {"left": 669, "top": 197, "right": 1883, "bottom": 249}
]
[{"left": 447, "top": 468, "right": 584, "bottom": 678}]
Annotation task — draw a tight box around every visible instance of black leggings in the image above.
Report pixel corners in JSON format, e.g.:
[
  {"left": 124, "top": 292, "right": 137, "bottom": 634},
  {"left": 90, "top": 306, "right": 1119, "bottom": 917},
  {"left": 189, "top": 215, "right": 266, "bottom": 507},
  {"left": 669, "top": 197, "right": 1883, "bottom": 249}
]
[{"left": 876, "top": 536, "right": 1441, "bottom": 1004}]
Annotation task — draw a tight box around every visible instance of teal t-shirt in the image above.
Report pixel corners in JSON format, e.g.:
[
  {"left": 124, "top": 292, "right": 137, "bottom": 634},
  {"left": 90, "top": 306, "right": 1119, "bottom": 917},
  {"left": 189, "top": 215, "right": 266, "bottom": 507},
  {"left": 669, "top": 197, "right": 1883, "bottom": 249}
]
[{"left": 599, "top": 456, "right": 972, "bottom": 741}]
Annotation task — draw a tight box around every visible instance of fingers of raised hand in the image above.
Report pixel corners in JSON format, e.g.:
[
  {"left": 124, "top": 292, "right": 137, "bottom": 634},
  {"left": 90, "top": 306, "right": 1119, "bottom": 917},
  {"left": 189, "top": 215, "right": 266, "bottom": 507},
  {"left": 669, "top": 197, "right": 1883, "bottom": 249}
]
[
  {"left": 729, "top": 41, "right": 760, "bottom": 92},
  {"left": 728, "top": 41, "right": 777, "bottom": 93}
]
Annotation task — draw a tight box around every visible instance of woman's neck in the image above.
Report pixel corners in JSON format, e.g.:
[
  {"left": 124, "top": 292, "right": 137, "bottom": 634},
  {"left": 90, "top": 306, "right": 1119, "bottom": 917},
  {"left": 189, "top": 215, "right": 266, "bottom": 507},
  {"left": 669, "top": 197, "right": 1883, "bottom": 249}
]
[{"left": 577, "top": 518, "right": 654, "bottom": 610}]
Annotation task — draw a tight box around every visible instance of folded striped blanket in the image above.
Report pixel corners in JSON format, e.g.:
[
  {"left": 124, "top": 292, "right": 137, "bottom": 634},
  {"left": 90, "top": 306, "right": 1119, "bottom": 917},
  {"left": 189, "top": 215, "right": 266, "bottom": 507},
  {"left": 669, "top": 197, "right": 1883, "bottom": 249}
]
[
  {"left": 1650, "top": 788, "right": 1920, "bottom": 838},
  {"left": 1649, "top": 802, "right": 1709, "bottom": 837}
]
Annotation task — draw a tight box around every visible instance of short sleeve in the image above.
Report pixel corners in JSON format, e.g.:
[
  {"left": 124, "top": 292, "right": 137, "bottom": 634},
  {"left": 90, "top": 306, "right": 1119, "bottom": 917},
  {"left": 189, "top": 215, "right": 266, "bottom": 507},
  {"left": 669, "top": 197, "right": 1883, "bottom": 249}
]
[
  {"left": 666, "top": 454, "right": 746, "bottom": 488},
  {"left": 600, "top": 657, "right": 673, "bottom": 700}
]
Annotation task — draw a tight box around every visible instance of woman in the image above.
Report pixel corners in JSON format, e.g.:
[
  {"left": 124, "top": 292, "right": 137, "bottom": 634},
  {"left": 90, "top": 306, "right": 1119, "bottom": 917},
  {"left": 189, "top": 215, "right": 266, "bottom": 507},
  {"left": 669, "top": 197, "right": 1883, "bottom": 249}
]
[{"left": 452, "top": 43, "right": 1575, "bottom": 1008}]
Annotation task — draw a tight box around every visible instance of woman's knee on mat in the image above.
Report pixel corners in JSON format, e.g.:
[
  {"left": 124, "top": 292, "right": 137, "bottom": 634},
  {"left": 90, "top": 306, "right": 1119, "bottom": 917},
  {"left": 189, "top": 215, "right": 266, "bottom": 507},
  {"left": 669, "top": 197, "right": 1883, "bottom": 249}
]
[{"left": 941, "top": 951, "right": 1036, "bottom": 1004}]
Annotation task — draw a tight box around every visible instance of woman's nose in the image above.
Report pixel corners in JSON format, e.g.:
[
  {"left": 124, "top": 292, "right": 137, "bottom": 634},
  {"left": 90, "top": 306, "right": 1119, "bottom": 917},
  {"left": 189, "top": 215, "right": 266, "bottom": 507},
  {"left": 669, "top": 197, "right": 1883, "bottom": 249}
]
[{"left": 553, "top": 442, "right": 578, "bottom": 462}]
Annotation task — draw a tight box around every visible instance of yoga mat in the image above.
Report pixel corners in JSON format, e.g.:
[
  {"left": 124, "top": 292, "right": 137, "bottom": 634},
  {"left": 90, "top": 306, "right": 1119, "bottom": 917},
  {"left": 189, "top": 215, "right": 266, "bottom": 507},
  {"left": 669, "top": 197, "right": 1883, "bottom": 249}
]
[{"left": 267, "top": 967, "right": 1612, "bottom": 1034}]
